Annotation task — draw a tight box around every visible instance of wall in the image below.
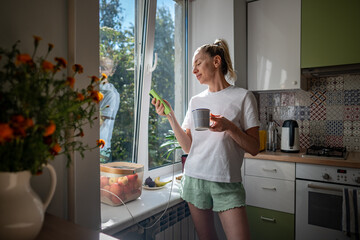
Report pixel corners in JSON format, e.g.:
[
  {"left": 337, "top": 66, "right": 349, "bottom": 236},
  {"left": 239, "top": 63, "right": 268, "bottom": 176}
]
[
  {"left": 188, "top": 0, "right": 247, "bottom": 97},
  {"left": 0, "top": 0, "right": 101, "bottom": 230},
  {"left": 256, "top": 74, "right": 360, "bottom": 152}
]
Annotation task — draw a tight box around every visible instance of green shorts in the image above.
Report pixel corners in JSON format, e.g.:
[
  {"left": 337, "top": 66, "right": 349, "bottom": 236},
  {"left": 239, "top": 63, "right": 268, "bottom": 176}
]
[{"left": 180, "top": 175, "right": 246, "bottom": 212}]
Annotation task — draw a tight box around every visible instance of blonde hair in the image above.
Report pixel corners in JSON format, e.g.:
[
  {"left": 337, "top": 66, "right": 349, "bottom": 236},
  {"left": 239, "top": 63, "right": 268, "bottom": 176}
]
[{"left": 196, "top": 39, "right": 236, "bottom": 81}]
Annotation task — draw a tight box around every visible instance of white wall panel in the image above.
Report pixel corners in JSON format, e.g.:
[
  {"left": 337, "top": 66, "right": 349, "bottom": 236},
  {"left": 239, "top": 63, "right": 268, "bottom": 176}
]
[
  {"left": 0, "top": 0, "right": 100, "bottom": 230},
  {"left": 188, "top": 0, "right": 236, "bottom": 97}
]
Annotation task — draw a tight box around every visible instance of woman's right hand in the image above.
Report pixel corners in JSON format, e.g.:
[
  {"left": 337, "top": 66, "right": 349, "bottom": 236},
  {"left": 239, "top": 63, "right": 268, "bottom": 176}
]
[{"left": 151, "top": 98, "right": 173, "bottom": 116}]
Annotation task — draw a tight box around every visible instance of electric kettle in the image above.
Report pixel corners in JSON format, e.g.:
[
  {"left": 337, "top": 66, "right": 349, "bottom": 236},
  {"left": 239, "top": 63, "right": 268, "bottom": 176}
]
[{"left": 281, "top": 120, "right": 300, "bottom": 153}]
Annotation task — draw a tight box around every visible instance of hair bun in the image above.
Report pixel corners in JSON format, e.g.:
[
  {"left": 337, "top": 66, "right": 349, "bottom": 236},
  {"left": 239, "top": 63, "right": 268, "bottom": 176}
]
[{"left": 215, "top": 39, "right": 224, "bottom": 46}]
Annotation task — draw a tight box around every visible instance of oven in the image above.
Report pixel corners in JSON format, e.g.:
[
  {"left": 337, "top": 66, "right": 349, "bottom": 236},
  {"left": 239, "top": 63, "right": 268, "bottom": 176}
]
[{"left": 296, "top": 163, "right": 360, "bottom": 240}]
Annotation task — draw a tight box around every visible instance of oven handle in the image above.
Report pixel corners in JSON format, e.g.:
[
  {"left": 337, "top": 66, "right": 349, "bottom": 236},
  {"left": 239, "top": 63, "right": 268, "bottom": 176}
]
[{"left": 307, "top": 183, "right": 342, "bottom": 192}]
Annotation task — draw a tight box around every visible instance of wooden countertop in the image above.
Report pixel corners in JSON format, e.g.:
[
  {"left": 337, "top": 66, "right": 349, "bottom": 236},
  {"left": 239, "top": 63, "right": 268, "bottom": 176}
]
[
  {"left": 244, "top": 151, "right": 360, "bottom": 168},
  {"left": 36, "top": 213, "right": 119, "bottom": 240}
]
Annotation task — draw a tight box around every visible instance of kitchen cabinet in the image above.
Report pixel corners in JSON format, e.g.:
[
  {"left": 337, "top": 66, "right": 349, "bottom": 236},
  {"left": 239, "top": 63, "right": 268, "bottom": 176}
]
[
  {"left": 301, "top": 0, "right": 360, "bottom": 68},
  {"left": 247, "top": 206, "right": 294, "bottom": 240},
  {"left": 247, "top": 0, "right": 304, "bottom": 91},
  {"left": 244, "top": 158, "right": 295, "bottom": 240}
]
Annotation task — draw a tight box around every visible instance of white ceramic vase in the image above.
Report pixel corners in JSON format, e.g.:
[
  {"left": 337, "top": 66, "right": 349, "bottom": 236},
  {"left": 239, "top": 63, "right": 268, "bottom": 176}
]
[{"left": 0, "top": 164, "right": 56, "bottom": 240}]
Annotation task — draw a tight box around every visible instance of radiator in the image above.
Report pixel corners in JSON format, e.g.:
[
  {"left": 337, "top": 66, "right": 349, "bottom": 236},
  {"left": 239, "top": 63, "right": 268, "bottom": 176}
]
[{"left": 114, "top": 201, "right": 198, "bottom": 240}]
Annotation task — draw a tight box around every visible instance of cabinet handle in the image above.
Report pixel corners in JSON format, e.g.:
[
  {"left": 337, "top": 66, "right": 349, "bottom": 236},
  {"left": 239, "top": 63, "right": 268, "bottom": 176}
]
[
  {"left": 262, "top": 168, "right": 277, "bottom": 172},
  {"left": 261, "top": 187, "right": 277, "bottom": 191},
  {"left": 260, "top": 216, "right": 276, "bottom": 222}
]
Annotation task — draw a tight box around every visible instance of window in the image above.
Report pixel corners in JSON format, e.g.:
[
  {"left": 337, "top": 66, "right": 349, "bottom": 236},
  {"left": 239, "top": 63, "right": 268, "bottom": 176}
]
[
  {"left": 99, "top": 0, "right": 188, "bottom": 175},
  {"left": 147, "top": 0, "right": 188, "bottom": 170}
]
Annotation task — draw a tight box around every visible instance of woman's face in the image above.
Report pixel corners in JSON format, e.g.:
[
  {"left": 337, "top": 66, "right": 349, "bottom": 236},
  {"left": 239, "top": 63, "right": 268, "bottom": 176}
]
[{"left": 192, "top": 50, "right": 216, "bottom": 85}]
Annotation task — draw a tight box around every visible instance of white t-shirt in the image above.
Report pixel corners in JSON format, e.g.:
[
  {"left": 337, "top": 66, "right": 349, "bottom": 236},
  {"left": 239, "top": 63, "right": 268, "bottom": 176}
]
[{"left": 182, "top": 85, "right": 260, "bottom": 183}]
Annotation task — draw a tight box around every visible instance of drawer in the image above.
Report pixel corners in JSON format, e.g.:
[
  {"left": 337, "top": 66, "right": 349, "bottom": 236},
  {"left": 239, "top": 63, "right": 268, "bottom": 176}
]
[
  {"left": 244, "top": 175, "right": 294, "bottom": 213},
  {"left": 247, "top": 205, "right": 294, "bottom": 240},
  {"left": 244, "top": 158, "right": 295, "bottom": 180}
]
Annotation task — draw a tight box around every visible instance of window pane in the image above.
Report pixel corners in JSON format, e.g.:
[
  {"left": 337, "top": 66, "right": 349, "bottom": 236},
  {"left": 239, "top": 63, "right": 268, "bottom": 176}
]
[
  {"left": 148, "top": 0, "right": 187, "bottom": 169},
  {"left": 99, "top": 0, "right": 137, "bottom": 163}
]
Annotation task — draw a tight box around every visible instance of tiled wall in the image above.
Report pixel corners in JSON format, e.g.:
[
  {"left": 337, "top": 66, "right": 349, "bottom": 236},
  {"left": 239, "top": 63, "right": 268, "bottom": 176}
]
[{"left": 254, "top": 74, "right": 360, "bottom": 152}]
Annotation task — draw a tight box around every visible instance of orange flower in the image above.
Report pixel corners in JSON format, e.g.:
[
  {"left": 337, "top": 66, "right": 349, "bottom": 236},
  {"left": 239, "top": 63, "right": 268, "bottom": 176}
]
[
  {"left": 101, "top": 73, "right": 108, "bottom": 80},
  {"left": 97, "top": 139, "right": 105, "bottom": 148},
  {"left": 11, "top": 115, "right": 25, "bottom": 124},
  {"left": 42, "top": 60, "right": 54, "bottom": 72},
  {"left": 99, "top": 92, "right": 104, "bottom": 101},
  {"left": 55, "top": 57, "right": 67, "bottom": 68},
  {"left": 50, "top": 143, "right": 61, "bottom": 156},
  {"left": 10, "top": 115, "right": 29, "bottom": 137},
  {"left": 25, "top": 118, "right": 34, "bottom": 128},
  {"left": 33, "top": 35, "right": 42, "bottom": 47},
  {"left": 76, "top": 93, "right": 85, "bottom": 101},
  {"left": 90, "top": 75, "right": 100, "bottom": 83},
  {"left": 48, "top": 43, "right": 54, "bottom": 52},
  {"left": 72, "top": 64, "right": 84, "bottom": 74},
  {"left": 91, "top": 91, "right": 104, "bottom": 103},
  {"left": 66, "top": 77, "right": 75, "bottom": 89},
  {"left": 15, "top": 54, "right": 32, "bottom": 65},
  {"left": 43, "top": 121, "right": 56, "bottom": 137},
  {"left": 0, "top": 123, "right": 14, "bottom": 143}
]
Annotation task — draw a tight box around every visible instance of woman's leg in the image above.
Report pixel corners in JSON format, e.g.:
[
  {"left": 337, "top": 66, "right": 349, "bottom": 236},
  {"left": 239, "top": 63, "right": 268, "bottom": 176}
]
[
  {"left": 188, "top": 202, "right": 219, "bottom": 240},
  {"left": 218, "top": 206, "right": 250, "bottom": 240}
]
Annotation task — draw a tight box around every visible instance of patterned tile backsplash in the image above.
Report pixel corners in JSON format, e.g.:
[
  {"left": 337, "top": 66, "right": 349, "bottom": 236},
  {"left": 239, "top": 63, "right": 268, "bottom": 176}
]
[{"left": 254, "top": 74, "right": 360, "bottom": 152}]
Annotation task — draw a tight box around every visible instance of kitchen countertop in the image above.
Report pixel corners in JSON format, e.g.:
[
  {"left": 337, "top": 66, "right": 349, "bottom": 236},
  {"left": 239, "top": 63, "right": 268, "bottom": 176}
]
[{"left": 245, "top": 151, "right": 360, "bottom": 168}]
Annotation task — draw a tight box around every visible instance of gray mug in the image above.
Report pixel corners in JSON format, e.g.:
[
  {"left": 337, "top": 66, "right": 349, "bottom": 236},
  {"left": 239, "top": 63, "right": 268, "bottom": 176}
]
[{"left": 192, "top": 108, "right": 210, "bottom": 131}]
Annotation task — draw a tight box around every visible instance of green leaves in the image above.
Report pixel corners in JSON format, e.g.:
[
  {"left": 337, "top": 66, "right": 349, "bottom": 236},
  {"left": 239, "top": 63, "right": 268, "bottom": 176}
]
[
  {"left": 0, "top": 37, "right": 101, "bottom": 174},
  {"left": 159, "top": 130, "right": 181, "bottom": 160}
]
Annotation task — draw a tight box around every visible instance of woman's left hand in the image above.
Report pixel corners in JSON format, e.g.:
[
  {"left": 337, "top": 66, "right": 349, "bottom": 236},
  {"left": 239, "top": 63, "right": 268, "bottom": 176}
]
[{"left": 209, "top": 113, "right": 233, "bottom": 132}]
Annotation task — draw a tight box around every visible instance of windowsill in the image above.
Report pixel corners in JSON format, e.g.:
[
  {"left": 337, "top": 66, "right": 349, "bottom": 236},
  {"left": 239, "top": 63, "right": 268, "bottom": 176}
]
[{"left": 100, "top": 171, "right": 183, "bottom": 236}]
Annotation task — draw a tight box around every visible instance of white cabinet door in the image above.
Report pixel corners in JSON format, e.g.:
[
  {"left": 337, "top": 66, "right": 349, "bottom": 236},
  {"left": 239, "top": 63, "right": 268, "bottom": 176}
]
[
  {"left": 245, "top": 158, "right": 295, "bottom": 181},
  {"left": 245, "top": 175, "right": 295, "bottom": 213},
  {"left": 247, "top": 0, "right": 302, "bottom": 91}
]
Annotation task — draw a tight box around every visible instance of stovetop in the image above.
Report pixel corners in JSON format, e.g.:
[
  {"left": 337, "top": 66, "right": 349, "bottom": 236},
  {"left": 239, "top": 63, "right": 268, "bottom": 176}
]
[{"left": 302, "top": 145, "right": 348, "bottom": 160}]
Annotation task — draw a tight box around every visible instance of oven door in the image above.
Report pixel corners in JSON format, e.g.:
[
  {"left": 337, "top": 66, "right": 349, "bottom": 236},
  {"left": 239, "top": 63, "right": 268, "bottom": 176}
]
[{"left": 296, "top": 179, "right": 357, "bottom": 240}]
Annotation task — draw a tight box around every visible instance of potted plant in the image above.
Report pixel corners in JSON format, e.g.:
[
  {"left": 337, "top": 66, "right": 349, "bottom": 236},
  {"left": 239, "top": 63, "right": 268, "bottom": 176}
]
[
  {"left": 160, "top": 130, "right": 187, "bottom": 171},
  {"left": 0, "top": 36, "right": 105, "bottom": 240}
]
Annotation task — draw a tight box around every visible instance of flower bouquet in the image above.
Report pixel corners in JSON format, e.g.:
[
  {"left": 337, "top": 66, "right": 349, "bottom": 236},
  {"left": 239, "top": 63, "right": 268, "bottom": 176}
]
[{"left": 0, "top": 36, "right": 105, "bottom": 174}]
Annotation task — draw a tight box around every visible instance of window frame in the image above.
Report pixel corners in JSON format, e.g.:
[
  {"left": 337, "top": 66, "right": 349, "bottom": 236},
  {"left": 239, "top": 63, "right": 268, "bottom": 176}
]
[{"left": 133, "top": 0, "right": 188, "bottom": 177}]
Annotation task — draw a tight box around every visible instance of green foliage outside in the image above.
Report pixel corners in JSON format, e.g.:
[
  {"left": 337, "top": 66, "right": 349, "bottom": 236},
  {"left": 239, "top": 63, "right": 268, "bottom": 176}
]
[{"left": 99, "top": 1, "right": 179, "bottom": 167}]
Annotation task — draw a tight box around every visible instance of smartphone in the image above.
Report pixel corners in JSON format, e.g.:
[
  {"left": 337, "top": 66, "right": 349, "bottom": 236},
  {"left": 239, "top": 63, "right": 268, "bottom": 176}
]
[{"left": 149, "top": 89, "right": 171, "bottom": 115}]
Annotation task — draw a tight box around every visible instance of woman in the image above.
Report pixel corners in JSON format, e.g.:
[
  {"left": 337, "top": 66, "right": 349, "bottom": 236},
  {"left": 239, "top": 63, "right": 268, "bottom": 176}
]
[{"left": 152, "top": 39, "right": 260, "bottom": 240}]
